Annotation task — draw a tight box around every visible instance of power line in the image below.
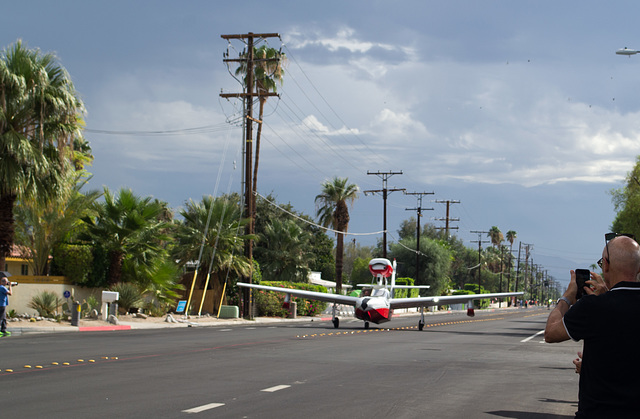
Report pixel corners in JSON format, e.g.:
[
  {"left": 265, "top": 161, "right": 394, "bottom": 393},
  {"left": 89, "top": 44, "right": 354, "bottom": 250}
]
[{"left": 84, "top": 124, "right": 234, "bottom": 136}]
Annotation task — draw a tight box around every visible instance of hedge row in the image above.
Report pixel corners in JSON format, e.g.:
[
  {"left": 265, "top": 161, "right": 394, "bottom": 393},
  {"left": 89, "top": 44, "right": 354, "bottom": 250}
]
[{"left": 252, "top": 281, "right": 328, "bottom": 317}]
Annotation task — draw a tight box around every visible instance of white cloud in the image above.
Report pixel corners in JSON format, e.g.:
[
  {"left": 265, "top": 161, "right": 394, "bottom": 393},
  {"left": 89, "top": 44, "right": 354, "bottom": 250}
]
[{"left": 287, "top": 27, "right": 394, "bottom": 54}]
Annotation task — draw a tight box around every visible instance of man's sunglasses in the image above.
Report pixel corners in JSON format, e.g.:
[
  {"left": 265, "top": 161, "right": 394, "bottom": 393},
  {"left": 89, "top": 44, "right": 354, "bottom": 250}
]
[{"left": 597, "top": 233, "right": 636, "bottom": 268}]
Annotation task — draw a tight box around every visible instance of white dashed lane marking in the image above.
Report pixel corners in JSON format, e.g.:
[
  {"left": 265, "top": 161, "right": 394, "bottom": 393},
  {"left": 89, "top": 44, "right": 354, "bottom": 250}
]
[
  {"left": 521, "top": 330, "right": 544, "bottom": 343},
  {"left": 261, "top": 384, "right": 291, "bottom": 393},
  {"left": 182, "top": 402, "right": 225, "bottom": 413}
]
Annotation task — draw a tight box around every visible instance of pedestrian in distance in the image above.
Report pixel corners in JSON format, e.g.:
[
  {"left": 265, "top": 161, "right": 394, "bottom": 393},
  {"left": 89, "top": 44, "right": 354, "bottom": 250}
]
[
  {"left": 0, "top": 276, "right": 13, "bottom": 337},
  {"left": 544, "top": 233, "right": 640, "bottom": 418}
]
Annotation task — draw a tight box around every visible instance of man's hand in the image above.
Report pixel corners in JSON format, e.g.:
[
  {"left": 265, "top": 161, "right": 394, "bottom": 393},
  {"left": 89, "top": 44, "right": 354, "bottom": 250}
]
[
  {"left": 564, "top": 270, "right": 579, "bottom": 305},
  {"left": 586, "top": 272, "right": 607, "bottom": 296},
  {"left": 573, "top": 351, "right": 583, "bottom": 374}
]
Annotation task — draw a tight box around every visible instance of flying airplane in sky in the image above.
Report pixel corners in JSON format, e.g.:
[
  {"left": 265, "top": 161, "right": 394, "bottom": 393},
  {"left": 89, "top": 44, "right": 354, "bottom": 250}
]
[
  {"left": 616, "top": 47, "right": 640, "bottom": 56},
  {"left": 237, "top": 258, "right": 523, "bottom": 330}
]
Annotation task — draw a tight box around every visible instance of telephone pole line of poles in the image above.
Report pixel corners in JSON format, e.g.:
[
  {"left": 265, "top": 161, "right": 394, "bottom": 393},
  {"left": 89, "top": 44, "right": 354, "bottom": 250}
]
[
  {"left": 521, "top": 243, "right": 533, "bottom": 299},
  {"left": 364, "top": 170, "right": 404, "bottom": 258},
  {"left": 434, "top": 199, "right": 460, "bottom": 238},
  {"left": 220, "top": 32, "right": 280, "bottom": 319},
  {"left": 404, "top": 191, "right": 434, "bottom": 283},
  {"left": 470, "top": 230, "right": 490, "bottom": 294}
]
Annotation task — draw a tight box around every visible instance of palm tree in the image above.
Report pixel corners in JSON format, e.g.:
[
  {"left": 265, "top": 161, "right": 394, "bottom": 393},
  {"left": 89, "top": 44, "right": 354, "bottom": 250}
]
[
  {"left": 80, "top": 188, "right": 172, "bottom": 285},
  {"left": 14, "top": 171, "right": 101, "bottom": 275},
  {"left": 0, "top": 40, "right": 86, "bottom": 268},
  {"left": 488, "top": 226, "right": 504, "bottom": 248},
  {"left": 258, "top": 218, "right": 314, "bottom": 282},
  {"left": 315, "top": 177, "right": 359, "bottom": 294},
  {"left": 172, "top": 195, "right": 254, "bottom": 308}
]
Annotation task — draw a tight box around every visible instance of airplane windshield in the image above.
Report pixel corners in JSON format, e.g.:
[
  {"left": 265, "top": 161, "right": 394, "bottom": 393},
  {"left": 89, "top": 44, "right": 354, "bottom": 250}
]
[{"left": 372, "top": 288, "right": 389, "bottom": 297}]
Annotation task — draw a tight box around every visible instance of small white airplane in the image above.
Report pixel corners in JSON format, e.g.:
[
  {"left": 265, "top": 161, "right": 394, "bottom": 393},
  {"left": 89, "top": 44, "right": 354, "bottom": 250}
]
[
  {"left": 616, "top": 47, "right": 639, "bottom": 56},
  {"left": 237, "top": 258, "right": 523, "bottom": 330}
]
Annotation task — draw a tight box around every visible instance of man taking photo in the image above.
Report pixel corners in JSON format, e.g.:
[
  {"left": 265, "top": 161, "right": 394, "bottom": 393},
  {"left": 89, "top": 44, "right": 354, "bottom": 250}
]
[
  {"left": 0, "top": 276, "right": 13, "bottom": 337},
  {"left": 545, "top": 233, "right": 640, "bottom": 418}
]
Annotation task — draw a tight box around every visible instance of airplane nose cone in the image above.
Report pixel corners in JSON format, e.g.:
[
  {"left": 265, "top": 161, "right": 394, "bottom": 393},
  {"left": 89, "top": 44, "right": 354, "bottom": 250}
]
[{"left": 360, "top": 298, "right": 370, "bottom": 310}]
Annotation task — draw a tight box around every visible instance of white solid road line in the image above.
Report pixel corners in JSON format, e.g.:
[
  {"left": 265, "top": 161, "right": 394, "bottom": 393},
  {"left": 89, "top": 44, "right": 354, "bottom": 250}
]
[
  {"left": 182, "top": 403, "right": 225, "bottom": 413},
  {"left": 261, "top": 384, "right": 291, "bottom": 393},
  {"left": 521, "top": 330, "right": 544, "bottom": 343}
]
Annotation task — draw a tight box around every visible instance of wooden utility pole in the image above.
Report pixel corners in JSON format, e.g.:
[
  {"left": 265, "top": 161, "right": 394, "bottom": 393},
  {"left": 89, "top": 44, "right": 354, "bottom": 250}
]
[
  {"left": 364, "top": 171, "right": 404, "bottom": 258},
  {"left": 522, "top": 243, "right": 532, "bottom": 298},
  {"left": 515, "top": 242, "right": 522, "bottom": 294},
  {"left": 470, "top": 230, "right": 490, "bottom": 294},
  {"left": 221, "top": 32, "right": 280, "bottom": 319},
  {"left": 404, "top": 191, "right": 434, "bottom": 283},
  {"left": 434, "top": 200, "right": 460, "bottom": 237}
]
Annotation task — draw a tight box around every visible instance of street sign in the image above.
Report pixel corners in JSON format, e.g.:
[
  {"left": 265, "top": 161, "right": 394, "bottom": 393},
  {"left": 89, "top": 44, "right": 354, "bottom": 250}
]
[
  {"left": 63, "top": 290, "right": 71, "bottom": 298},
  {"left": 176, "top": 300, "right": 187, "bottom": 313}
]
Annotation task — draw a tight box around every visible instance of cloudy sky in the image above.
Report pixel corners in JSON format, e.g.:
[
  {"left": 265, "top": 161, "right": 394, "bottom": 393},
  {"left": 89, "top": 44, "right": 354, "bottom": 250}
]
[{"left": 5, "top": 1, "right": 640, "bottom": 285}]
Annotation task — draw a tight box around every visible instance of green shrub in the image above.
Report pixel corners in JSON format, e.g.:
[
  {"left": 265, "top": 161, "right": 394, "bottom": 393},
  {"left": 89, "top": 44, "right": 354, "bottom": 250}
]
[
  {"left": 28, "top": 291, "right": 60, "bottom": 317},
  {"left": 394, "top": 277, "right": 419, "bottom": 298},
  {"left": 453, "top": 284, "right": 490, "bottom": 309},
  {"left": 52, "top": 243, "right": 94, "bottom": 285},
  {"left": 110, "top": 282, "right": 143, "bottom": 312},
  {"left": 85, "top": 295, "right": 99, "bottom": 311},
  {"left": 253, "top": 281, "right": 327, "bottom": 317}
]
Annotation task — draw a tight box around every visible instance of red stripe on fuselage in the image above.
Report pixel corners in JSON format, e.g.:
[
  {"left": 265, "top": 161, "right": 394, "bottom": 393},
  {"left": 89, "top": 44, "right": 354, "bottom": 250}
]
[{"left": 355, "top": 308, "right": 391, "bottom": 324}]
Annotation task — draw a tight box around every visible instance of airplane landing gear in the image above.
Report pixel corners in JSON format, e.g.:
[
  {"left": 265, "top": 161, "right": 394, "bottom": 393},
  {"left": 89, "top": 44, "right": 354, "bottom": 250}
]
[
  {"left": 332, "top": 317, "right": 340, "bottom": 329},
  {"left": 418, "top": 321, "right": 425, "bottom": 331},
  {"left": 419, "top": 306, "right": 426, "bottom": 331},
  {"left": 364, "top": 321, "right": 370, "bottom": 329}
]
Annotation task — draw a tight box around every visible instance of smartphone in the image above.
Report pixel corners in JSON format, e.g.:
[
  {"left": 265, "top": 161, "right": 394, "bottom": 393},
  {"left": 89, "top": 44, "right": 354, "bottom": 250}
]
[{"left": 575, "top": 269, "right": 590, "bottom": 299}]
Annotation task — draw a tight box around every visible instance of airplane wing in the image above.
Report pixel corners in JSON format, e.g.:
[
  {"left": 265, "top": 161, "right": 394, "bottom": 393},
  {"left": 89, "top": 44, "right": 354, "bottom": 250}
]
[
  {"left": 390, "top": 292, "right": 523, "bottom": 310},
  {"left": 236, "top": 282, "right": 360, "bottom": 306}
]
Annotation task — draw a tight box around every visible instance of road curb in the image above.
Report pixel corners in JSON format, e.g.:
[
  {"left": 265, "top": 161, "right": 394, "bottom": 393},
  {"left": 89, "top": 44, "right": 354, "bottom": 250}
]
[{"left": 78, "top": 325, "right": 132, "bottom": 332}]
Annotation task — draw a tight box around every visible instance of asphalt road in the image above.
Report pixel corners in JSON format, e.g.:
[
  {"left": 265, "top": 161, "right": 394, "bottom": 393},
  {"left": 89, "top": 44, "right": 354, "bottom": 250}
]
[{"left": 0, "top": 307, "right": 581, "bottom": 418}]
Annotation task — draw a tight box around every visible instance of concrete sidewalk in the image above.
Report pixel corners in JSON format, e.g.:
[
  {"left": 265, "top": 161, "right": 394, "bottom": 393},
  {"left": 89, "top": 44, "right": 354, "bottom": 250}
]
[{"left": 5, "top": 314, "right": 326, "bottom": 335}]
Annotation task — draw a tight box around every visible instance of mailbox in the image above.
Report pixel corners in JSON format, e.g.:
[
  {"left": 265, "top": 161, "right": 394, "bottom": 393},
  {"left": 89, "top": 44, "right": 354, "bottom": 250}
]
[
  {"left": 101, "top": 291, "right": 120, "bottom": 320},
  {"left": 102, "top": 291, "right": 119, "bottom": 303}
]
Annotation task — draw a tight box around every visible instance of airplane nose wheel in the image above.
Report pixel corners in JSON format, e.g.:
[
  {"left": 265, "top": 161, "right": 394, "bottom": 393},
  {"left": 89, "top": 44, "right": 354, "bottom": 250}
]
[
  {"left": 332, "top": 318, "right": 340, "bottom": 329},
  {"left": 364, "top": 322, "right": 370, "bottom": 329},
  {"left": 418, "top": 321, "right": 425, "bottom": 331}
]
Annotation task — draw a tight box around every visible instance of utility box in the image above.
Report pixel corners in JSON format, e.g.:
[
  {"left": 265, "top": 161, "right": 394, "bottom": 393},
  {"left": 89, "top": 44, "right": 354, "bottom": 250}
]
[
  {"left": 218, "top": 305, "right": 239, "bottom": 319},
  {"left": 101, "top": 291, "right": 119, "bottom": 321}
]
